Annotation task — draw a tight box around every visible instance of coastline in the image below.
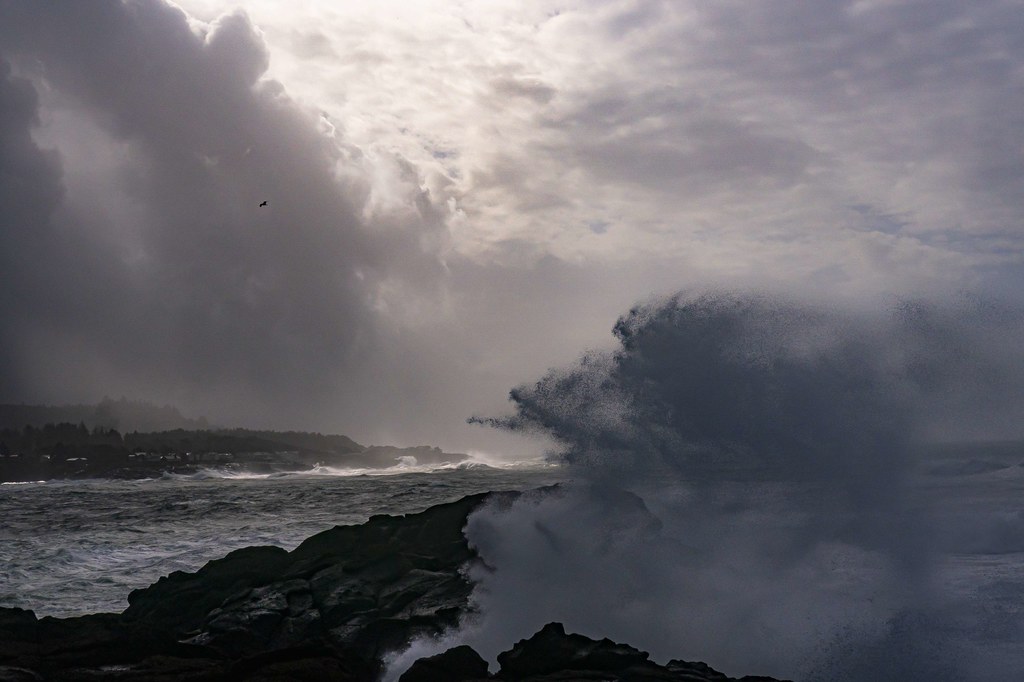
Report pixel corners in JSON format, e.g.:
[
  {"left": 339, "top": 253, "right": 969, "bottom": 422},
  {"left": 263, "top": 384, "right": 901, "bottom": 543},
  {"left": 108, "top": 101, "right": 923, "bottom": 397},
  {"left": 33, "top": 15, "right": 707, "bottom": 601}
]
[{"left": 0, "top": 490, "right": 786, "bottom": 682}]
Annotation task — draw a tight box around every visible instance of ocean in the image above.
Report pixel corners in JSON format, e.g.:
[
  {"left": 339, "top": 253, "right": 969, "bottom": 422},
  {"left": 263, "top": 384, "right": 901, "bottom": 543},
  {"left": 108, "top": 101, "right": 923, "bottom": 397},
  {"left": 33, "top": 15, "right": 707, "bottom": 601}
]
[{"left": 4, "top": 446, "right": 1024, "bottom": 680}]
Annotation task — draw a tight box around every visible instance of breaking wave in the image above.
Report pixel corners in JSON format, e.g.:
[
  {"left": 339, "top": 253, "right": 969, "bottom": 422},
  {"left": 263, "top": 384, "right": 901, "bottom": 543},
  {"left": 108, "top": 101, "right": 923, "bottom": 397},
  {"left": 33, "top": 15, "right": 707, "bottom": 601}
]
[
  {"left": 389, "top": 292, "right": 1024, "bottom": 681},
  {"left": 150, "top": 456, "right": 555, "bottom": 482}
]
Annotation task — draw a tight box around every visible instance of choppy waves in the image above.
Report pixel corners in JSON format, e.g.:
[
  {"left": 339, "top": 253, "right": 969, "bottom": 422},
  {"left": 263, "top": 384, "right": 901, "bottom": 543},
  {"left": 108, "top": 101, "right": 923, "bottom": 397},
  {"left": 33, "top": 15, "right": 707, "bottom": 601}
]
[
  {"left": 151, "top": 455, "right": 557, "bottom": 482},
  {"left": 0, "top": 466, "right": 561, "bottom": 617}
]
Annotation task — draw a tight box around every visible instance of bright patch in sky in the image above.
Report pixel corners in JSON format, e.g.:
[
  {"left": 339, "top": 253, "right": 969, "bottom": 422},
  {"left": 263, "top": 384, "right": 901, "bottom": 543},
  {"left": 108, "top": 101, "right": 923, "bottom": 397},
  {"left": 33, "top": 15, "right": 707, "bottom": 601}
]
[{"left": 175, "top": 0, "right": 1024, "bottom": 283}]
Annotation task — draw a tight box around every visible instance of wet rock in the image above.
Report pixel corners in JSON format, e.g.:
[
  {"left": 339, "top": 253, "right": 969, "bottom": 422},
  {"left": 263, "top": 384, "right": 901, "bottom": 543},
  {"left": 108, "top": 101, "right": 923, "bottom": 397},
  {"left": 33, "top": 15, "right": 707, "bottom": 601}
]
[
  {"left": 0, "top": 608, "right": 212, "bottom": 680},
  {"left": 227, "top": 643, "right": 376, "bottom": 682},
  {"left": 0, "top": 609, "right": 38, "bottom": 665},
  {"left": 194, "top": 580, "right": 315, "bottom": 657},
  {"left": 491, "top": 623, "right": 791, "bottom": 682},
  {"left": 496, "top": 622, "right": 650, "bottom": 680},
  {"left": 176, "top": 492, "right": 503, "bottom": 661},
  {"left": 399, "top": 645, "right": 489, "bottom": 682},
  {"left": 665, "top": 659, "right": 731, "bottom": 681},
  {"left": 124, "top": 545, "right": 291, "bottom": 634}
]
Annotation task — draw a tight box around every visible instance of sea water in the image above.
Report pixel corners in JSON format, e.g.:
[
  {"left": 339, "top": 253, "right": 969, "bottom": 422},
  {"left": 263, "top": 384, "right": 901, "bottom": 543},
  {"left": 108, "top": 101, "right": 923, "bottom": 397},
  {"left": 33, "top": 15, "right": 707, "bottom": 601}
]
[{"left": 0, "top": 462, "right": 563, "bottom": 617}]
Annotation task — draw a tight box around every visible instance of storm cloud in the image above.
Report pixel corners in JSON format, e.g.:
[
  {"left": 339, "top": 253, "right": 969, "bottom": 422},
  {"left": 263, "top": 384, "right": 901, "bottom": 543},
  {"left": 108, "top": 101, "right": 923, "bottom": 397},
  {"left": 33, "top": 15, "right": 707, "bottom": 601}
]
[
  {"left": 0, "top": 1, "right": 453, "bottom": 436},
  {"left": 1, "top": 0, "right": 1023, "bottom": 451}
]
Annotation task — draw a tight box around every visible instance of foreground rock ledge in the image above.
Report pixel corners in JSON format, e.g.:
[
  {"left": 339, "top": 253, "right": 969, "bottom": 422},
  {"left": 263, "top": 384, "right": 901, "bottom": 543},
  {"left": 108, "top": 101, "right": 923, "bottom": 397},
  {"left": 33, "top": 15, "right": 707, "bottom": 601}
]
[
  {"left": 400, "top": 622, "right": 786, "bottom": 682},
  {"left": 0, "top": 491, "right": 787, "bottom": 681}
]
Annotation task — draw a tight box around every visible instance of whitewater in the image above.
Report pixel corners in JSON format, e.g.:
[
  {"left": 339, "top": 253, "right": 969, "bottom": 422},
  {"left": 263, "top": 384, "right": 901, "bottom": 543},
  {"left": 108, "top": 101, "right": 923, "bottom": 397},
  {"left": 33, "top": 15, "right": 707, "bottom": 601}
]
[
  {"left": 383, "top": 293, "right": 1024, "bottom": 681},
  {"left": 0, "top": 463, "right": 562, "bottom": 618}
]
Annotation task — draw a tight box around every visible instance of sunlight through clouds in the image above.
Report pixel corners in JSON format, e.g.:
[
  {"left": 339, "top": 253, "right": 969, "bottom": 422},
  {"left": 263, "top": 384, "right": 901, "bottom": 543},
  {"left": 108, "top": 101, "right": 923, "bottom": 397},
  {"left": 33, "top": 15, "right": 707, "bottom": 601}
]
[{"left": 3, "top": 0, "right": 1023, "bottom": 451}]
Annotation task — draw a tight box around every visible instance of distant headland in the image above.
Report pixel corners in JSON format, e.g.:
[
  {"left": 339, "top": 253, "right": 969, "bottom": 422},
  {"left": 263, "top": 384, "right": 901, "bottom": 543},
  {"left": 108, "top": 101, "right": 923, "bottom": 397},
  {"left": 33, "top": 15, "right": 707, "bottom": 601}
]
[{"left": 0, "top": 400, "right": 466, "bottom": 483}]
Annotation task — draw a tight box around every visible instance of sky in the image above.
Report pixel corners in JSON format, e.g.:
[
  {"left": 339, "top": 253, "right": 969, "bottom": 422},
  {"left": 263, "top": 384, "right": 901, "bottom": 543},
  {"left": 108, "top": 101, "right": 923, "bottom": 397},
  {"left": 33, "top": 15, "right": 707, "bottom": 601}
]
[{"left": 1, "top": 0, "right": 1023, "bottom": 454}]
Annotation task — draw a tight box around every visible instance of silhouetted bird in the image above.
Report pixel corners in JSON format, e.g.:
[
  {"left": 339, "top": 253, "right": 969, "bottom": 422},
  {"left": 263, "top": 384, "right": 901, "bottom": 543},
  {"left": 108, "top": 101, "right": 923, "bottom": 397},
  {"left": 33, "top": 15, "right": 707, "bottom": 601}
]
[{"left": 259, "top": 200, "right": 268, "bottom": 207}]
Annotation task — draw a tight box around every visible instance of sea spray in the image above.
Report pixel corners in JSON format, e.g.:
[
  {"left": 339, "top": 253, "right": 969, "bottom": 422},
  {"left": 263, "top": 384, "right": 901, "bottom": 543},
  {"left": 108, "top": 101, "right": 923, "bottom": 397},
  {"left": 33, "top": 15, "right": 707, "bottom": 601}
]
[{"left": 389, "top": 292, "right": 1024, "bottom": 681}]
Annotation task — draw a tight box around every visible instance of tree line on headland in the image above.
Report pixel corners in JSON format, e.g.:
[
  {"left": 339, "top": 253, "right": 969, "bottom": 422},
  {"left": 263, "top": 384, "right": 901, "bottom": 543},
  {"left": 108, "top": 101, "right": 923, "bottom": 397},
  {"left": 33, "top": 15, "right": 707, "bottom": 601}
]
[
  {"left": 0, "top": 397, "right": 211, "bottom": 433},
  {"left": 0, "top": 401, "right": 464, "bottom": 482}
]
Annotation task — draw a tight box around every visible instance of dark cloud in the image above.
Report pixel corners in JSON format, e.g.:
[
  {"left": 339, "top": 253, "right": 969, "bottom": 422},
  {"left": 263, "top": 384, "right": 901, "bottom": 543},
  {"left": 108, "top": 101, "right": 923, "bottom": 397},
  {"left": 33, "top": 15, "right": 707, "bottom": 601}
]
[
  {"left": 0, "top": 58, "right": 66, "bottom": 398},
  {"left": 0, "top": 0, "right": 449, "bottom": 434}
]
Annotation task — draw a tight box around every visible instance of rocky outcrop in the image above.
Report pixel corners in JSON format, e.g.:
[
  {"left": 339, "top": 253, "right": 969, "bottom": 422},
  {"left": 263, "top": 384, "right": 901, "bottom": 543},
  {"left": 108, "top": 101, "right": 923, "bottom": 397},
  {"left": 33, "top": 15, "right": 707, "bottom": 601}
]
[
  {"left": 0, "top": 492, "right": 787, "bottom": 681},
  {"left": 1, "top": 493, "right": 501, "bottom": 680},
  {"left": 490, "top": 622, "right": 786, "bottom": 682},
  {"left": 396, "top": 623, "right": 789, "bottom": 682},
  {"left": 398, "top": 645, "right": 490, "bottom": 682},
  {"left": 122, "top": 490, "right": 502, "bottom": 663},
  {"left": 496, "top": 622, "right": 650, "bottom": 679}
]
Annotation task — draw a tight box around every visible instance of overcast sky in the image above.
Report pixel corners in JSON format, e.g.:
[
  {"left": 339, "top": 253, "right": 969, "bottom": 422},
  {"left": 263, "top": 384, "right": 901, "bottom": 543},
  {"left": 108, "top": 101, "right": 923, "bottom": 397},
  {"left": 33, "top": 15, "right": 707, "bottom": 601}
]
[{"left": 1, "top": 0, "right": 1022, "bottom": 454}]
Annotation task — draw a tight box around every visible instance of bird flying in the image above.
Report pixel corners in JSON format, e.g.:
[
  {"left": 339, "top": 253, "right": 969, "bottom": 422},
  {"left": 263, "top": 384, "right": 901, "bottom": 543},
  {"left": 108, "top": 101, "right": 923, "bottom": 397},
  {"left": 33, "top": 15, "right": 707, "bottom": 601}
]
[{"left": 259, "top": 201, "right": 267, "bottom": 207}]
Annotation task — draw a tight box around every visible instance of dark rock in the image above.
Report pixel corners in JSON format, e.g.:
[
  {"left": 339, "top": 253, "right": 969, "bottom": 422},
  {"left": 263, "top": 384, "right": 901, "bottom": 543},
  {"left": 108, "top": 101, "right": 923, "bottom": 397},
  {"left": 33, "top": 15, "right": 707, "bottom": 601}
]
[
  {"left": 399, "top": 645, "right": 489, "bottom": 682},
  {"left": 227, "top": 643, "right": 377, "bottom": 681},
  {"left": 492, "top": 623, "right": 791, "bottom": 682},
  {"left": 36, "top": 613, "right": 210, "bottom": 673},
  {"left": 665, "top": 659, "right": 730, "bottom": 681},
  {"left": 124, "top": 545, "right": 291, "bottom": 634},
  {"left": 0, "top": 608, "right": 39, "bottom": 664},
  {"left": 55, "top": 655, "right": 226, "bottom": 681},
  {"left": 193, "top": 580, "right": 314, "bottom": 657},
  {"left": 176, "top": 492, "right": 507, "bottom": 661},
  {"left": 0, "top": 492, "right": 789, "bottom": 682},
  {"left": 237, "top": 655, "right": 365, "bottom": 681},
  {"left": 496, "top": 622, "right": 650, "bottom": 679}
]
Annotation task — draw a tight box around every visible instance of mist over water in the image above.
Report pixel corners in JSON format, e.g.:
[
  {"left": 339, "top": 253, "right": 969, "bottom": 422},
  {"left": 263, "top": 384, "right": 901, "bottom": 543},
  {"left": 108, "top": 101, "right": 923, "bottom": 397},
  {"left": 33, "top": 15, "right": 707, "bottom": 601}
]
[{"left": 390, "top": 292, "right": 1024, "bottom": 681}]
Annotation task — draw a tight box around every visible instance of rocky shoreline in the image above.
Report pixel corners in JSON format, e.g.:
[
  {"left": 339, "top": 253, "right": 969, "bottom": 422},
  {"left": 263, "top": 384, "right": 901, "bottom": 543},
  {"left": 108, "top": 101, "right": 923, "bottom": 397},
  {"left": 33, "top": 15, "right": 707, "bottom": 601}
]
[
  {"left": 0, "top": 419, "right": 467, "bottom": 484},
  {"left": 0, "top": 492, "right": 787, "bottom": 681}
]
